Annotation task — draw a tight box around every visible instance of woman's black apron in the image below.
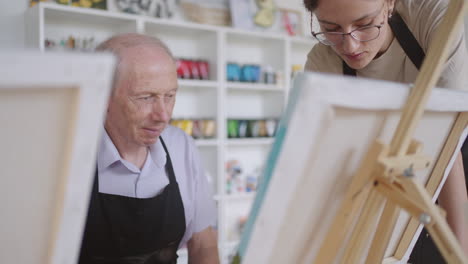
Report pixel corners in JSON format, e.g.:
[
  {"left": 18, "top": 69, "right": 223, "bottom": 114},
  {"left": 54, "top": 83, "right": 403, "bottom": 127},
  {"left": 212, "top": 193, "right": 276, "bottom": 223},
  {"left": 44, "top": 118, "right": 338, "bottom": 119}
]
[
  {"left": 78, "top": 137, "right": 186, "bottom": 264},
  {"left": 343, "top": 12, "right": 448, "bottom": 264}
]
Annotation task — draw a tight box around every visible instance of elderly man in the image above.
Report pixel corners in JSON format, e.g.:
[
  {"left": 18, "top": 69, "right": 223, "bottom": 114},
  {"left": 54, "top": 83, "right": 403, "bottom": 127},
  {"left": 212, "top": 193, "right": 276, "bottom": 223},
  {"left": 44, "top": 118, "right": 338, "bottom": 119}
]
[{"left": 78, "top": 33, "right": 219, "bottom": 264}]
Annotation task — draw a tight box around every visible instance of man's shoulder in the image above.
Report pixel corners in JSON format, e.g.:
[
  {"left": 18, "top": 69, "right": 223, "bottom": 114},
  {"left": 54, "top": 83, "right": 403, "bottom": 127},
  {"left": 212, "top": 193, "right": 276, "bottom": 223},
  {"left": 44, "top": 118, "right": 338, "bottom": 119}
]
[{"left": 161, "top": 125, "right": 194, "bottom": 148}]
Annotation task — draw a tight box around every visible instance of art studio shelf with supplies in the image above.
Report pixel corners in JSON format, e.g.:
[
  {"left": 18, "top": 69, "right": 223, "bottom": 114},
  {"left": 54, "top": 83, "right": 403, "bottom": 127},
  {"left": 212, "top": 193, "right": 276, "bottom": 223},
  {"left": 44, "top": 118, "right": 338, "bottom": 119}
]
[{"left": 25, "top": 3, "right": 316, "bottom": 263}]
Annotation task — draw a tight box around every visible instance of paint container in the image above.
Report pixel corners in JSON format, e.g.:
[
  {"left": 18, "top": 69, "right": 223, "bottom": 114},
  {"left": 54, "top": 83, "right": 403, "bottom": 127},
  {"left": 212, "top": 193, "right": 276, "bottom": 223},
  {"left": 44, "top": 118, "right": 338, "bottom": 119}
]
[
  {"left": 227, "top": 119, "right": 239, "bottom": 138},
  {"left": 203, "top": 119, "right": 216, "bottom": 138},
  {"left": 181, "top": 119, "right": 193, "bottom": 136},
  {"left": 192, "top": 119, "right": 203, "bottom": 139},
  {"left": 258, "top": 120, "right": 267, "bottom": 137},
  {"left": 241, "top": 65, "right": 256, "bottom": 82},
  {"left": 188, "top": 60, "right": 200, "bottom": 79},
  {"left": 251, "top": 65, "right": 261, "bottom": 83},
  {"left": 249, "top": 120, "right": 260, "bottom": 138},
  {"left": 198, "top": 60, "right": 210, "bottom": 80},
  {"left": 238, "top": 120, "right": 249, "bottom": 138},
  {"left": 263, "top": 65, "right": 276, "bottom": 84},
  {"left": 227, "top": 62, "right": 241, "bottom": 82},
  {"left": 266, "top": 119, "right": 277, "bottom": 137}
]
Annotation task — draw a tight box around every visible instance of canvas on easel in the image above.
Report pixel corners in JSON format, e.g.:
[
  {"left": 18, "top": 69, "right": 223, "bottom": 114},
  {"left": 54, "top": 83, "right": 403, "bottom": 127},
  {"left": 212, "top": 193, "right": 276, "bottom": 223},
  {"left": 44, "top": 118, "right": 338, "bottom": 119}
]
[
  {"left": 0, "top": 52, "right": 115, "bottom": 264},
  {"left": 234, "top": 0, "right": 468, "bottom": 262},
  {"left": 236, "top": 73, "right": 468, "bottom": 264}
]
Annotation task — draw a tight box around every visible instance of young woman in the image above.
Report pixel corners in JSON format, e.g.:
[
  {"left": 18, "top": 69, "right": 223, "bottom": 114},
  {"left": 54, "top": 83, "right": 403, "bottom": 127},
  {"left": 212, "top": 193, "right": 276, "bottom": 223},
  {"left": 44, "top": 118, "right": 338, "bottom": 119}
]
[{"left": 303, "top": 0, "right": 468, "bottom": 262}]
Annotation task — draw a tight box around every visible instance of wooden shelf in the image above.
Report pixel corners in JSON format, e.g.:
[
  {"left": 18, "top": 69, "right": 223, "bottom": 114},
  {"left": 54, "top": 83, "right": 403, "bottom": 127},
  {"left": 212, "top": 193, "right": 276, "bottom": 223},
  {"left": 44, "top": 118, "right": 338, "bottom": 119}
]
[
  {"left": 227, "top": 82, "right": 283, "bottom": 92},
  {"left": 178, "top": 79, "right": 218, "bottom": 89},
  {"left": 215, "top": 193, "right": 256, "bottom": 201},
  {"left": 194, "top": 139, "right": 218, "bottom": 147},
  {"left": 227, "top": 138, "right": 274, "bottom": 146}
]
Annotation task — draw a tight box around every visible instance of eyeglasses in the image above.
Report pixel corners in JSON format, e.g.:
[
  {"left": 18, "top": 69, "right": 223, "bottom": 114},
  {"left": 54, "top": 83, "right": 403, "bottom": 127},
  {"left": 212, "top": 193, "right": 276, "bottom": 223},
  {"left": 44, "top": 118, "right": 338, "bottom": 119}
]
[{"left": 312, "top": 23, "right": 384, "bottom": 46}]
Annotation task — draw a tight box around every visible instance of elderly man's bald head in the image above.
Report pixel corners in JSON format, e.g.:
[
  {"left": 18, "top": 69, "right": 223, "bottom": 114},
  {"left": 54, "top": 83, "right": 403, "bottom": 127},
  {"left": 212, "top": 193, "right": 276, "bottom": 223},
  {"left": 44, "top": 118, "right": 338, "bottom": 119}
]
[
  {"left": 96, "top": 33, "right": 174, "bottom": 58},
  {"left": 96, "top": 33, "right": 175, "bottom": 95}
]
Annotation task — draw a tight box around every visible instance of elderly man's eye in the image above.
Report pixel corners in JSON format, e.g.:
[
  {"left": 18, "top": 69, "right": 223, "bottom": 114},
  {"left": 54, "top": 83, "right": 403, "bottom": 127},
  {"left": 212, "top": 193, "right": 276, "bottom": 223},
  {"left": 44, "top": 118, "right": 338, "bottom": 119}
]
[{"left": 139, "top": 95, "right": 152, "bottom": 100}]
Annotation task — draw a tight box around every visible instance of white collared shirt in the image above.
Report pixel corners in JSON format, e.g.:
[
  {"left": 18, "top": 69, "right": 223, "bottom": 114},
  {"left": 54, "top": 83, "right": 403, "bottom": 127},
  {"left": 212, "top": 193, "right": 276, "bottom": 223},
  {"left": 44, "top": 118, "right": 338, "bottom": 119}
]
[{"left": 97, "top": 125, "right": 217, "bottom": 248}]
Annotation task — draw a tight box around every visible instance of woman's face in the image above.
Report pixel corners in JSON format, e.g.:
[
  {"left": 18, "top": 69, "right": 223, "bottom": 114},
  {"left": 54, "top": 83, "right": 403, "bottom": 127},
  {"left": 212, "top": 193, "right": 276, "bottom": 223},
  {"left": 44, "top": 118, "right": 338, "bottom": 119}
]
[{"left": 314, "top": 0, "right": 394, "bottom": 69}]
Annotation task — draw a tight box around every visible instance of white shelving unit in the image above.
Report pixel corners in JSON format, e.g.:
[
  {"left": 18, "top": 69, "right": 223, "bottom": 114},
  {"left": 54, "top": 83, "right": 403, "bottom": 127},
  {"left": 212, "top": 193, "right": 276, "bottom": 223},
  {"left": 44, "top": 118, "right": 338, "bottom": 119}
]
[{"left": 25, "top": 3, "right": 316, "bottom": 263}]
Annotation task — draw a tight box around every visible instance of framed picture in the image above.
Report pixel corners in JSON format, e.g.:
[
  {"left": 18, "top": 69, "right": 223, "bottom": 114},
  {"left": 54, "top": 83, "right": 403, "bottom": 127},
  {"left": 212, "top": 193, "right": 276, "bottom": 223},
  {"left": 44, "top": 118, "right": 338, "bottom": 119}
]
[
  {"left": 279, "top": 8, "right": 302, "bottom": 36},
  {"left": 107, "top": 0, "right": 181, "bottom": 18},
  {"left": 180, "top": 0, "right": 230, "bottom": 26},
  {"left": 229, "top": 0, "right": 256, "bottom": 30},
  {"left": 70, "top": 0, "right": 106, "bottom": 10},
  {"left": 230, "top": 0, "right": 278, "bottom": 31},
  {"left": 38, "top": 0, "right": 107, "bottom": 10}
]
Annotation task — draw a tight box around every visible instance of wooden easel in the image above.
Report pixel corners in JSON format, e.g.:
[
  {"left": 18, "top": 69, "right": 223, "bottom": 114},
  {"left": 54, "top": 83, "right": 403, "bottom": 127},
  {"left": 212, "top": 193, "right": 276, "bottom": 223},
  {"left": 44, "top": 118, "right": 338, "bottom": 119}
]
[{"left": 312, "top": 0, "right": 468, "bottom": 263}]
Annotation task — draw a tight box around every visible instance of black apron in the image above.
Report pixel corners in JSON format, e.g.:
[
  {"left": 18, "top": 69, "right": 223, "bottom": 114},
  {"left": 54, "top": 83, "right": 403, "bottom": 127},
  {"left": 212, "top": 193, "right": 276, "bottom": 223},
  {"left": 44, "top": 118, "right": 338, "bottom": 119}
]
[
  {"left": 343, "top": 12, "right": 446, "bottom": 264},
  {"left": 79, "top": 137, "right": 186, "bottom": 264}
]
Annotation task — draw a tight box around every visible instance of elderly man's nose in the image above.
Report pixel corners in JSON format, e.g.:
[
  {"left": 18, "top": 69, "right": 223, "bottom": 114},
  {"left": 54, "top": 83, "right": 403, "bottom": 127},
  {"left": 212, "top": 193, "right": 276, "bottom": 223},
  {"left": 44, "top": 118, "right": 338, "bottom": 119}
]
[{"left": 152, "top": 101, "right": 170, "bottom": 122}]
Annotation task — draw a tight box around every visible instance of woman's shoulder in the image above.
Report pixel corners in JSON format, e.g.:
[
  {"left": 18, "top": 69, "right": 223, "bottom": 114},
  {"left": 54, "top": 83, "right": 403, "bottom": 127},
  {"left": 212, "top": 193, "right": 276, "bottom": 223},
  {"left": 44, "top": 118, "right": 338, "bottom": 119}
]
[
  {"left": 397, "top": 0, "right": 449, "bottom": 18},
  {"left": 397, "top": 0, "right": 467, "bottom": 90},
  {"left": 396, "top": 0, "right": 450, "bottom": 50},
  {"left": 305, "top": 43, "right": 342, "bottom": 74}
]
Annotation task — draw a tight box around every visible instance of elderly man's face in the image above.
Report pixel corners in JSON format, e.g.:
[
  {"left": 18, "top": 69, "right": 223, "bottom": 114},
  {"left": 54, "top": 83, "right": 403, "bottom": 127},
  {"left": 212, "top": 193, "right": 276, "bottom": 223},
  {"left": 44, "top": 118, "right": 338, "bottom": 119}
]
[{"left": 106, "top": 47, "right": 178, "bottom": 148}]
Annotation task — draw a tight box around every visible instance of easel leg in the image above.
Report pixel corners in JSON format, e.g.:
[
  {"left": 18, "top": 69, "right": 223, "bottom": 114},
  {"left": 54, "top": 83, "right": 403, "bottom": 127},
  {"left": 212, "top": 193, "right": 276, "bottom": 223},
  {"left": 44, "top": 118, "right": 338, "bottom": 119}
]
[
  {"left": 365, "top": 202, "right": 400, "bottom": 263},
  {"left": 342, "top": 188, "right": 386, "bottom": 263}
]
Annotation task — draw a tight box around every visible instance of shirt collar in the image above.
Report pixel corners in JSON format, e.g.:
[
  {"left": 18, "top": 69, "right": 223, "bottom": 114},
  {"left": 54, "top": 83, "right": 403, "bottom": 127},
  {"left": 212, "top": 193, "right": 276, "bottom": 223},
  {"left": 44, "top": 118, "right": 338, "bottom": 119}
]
[
  {"left": 97, "top": 129, "right": 122, "bottom": 172},
  {"left": 97, "top": 129, "right": 167, "bottom": 172}
]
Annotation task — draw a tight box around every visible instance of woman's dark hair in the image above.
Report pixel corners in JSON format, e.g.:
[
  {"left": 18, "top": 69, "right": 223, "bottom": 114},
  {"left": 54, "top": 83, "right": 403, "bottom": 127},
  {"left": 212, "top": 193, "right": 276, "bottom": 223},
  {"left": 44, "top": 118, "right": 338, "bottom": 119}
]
[
  {"left": 304, "top": 0, "right": 396, "bottom": 13},
  {"left": 303, "top": 0, "right": 319, "bottom": 12}
]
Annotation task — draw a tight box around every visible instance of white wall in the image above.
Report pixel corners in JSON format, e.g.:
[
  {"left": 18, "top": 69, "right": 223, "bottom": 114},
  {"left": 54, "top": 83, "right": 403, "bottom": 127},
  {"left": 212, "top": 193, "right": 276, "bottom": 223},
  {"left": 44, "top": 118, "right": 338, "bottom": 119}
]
[{"left": 0, "top": 1, "right": 28, "bottom": 48}]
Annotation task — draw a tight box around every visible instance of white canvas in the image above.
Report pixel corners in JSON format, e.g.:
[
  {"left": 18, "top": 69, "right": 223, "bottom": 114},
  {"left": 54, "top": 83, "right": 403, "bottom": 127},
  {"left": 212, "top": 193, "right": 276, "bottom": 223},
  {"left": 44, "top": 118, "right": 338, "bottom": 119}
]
[
  {"left": 0, "top": 51, "right": 115, "bottom": 264},
  {"left": 239, "top": 72, "right": 468, "bottom": 264}
]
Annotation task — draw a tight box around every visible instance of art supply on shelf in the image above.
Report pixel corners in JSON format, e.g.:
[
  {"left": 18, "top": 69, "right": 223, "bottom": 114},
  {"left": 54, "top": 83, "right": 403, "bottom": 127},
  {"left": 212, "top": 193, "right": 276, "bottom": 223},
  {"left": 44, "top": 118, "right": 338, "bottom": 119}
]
[
  {"left": 227, "top": 119, "right": 278, "bottom": 138},
  {"left": 171, "top": 118, "right": 216, "bottom": 139}
]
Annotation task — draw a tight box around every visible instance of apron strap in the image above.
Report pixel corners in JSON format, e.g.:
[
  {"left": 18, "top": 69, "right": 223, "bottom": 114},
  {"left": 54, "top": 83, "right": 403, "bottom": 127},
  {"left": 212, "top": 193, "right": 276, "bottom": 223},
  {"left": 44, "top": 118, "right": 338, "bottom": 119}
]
[
  {"left": 343, "top": 60, "right": 356, "bottom": 76},
  {"left": 159, "top": 137, "right": 177, "bottom": 184},
  {"left": 343, "top": 12, "right": 426, "bottom": 76},
  {"left": 389, "top": 12, "right": 426, "bottom": 70}
]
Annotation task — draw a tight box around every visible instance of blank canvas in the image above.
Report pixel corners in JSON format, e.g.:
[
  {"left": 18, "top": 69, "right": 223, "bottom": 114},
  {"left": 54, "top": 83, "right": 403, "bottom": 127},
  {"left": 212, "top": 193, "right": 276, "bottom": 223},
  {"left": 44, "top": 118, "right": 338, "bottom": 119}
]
[
  {"left": 0, "top": 52, "right": 115, "bottom": 264},
  {"left": 238, "top": 72, "right": 468, "bottom": 264}
]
